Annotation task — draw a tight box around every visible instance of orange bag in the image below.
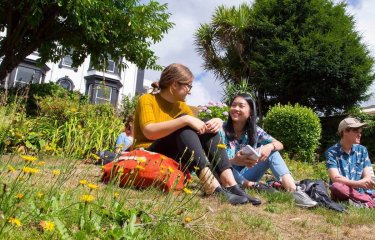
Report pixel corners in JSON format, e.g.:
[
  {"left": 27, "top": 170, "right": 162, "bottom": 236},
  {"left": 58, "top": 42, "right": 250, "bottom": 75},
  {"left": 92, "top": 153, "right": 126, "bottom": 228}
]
[{"left": 101, "top": 149, "right": 189, "bottom": 192}]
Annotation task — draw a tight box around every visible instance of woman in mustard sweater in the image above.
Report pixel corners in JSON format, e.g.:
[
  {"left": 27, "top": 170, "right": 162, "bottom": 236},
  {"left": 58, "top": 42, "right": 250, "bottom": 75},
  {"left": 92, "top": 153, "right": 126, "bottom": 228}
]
[{"left": 133, "top": 63, "right": 260, "bottom": 205}]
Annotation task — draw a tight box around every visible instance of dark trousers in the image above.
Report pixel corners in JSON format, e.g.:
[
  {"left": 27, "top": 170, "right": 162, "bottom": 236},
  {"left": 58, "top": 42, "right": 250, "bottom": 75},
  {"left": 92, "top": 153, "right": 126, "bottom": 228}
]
[{"left": 147, "top": 127, "right": 231, "bottom": 176}]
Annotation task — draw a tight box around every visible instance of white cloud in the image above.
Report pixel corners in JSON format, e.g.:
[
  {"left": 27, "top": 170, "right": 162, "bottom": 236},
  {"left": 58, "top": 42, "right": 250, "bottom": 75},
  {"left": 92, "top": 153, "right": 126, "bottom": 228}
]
[{"left": 145, "top": 0, "right": 375, "bottom": 106}]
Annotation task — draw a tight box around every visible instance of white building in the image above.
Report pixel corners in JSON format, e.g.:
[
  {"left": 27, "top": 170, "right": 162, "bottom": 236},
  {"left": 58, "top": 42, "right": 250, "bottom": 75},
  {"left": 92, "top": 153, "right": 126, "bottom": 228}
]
[{"left": 2, "top": 52, "right": 145, "bottom": 106}]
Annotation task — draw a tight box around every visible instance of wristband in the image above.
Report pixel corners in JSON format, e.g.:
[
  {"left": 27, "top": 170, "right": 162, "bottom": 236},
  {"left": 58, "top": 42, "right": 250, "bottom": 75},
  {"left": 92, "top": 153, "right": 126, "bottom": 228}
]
[{"left": 271, "top": 142, "right": 276, "bottom": 151}]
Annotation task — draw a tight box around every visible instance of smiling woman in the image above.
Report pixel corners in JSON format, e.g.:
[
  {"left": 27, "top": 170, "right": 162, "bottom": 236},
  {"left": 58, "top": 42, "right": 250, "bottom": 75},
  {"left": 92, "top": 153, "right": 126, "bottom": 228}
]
[{"left": 133, "top": 63, "right": 261, "bottom": 205}]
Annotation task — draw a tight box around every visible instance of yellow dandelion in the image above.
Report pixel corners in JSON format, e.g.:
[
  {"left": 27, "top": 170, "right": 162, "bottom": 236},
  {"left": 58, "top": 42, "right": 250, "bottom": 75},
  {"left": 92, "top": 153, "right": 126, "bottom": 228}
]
[
  {"left": 15, "top": 193, "right": 24, "bottom": 199},
  {"left": 135, "top": 165, "right": 145, "bottom": 171},
  {"left": 80, "top": 194, "right": 95, "bottom": 203},
  {"left": 8, "top": 217, "right": 22, "bottom": 227},
  {"left": 117, "top": 168, "right": 124, "bottom": 173},
  {"left": 184, "top": 217, "right": 192, "bottom": 223},
  {"left": 193, "top": 166, "right": 200, "bottom": 171},
  {"left": 167, "top": 166, "right": 174, "bottom": 173},
  {"left": 40, "top": 221, "right": 55, "bottom": 231},
  {"left": 7, "top": 165, "right": 16, "bottom": 173},
  {"left": 114, "top": 192, "right": 120, "bottom": 199},
  {"left": 91, "top": 153, "right": 100, "bottom": 160},
  {"left": 217, "top": 143, "right": 226, "bottom": 149},
  {"left": 79, "top": 179, "right": 88, "bottom": 185},
  {"left": 183, "top": 188, "right": 192, "bottom": 195},
  {"left": 37, "top": 161, "right": 46, "bottom": 166},
  {"left": 136, "top": 157, "right": 147, "bottom": 163},
  {"left": 101, "top": 166, "right": 106, "bottom": 171},
  {"left": 22, "top": 167, "right": 39, "bottom": 174},
  {"left": 37, "top": 192, "right": 44, "bottom": 198},
  {"left": 87, "top": 183, "right": 98, "bottom": 190},
  {"left": 52, "top": 169, "right": 60, "bottom": 176},
  {"left": 20, "top": 155, "right": 37, "bottom": 162}
]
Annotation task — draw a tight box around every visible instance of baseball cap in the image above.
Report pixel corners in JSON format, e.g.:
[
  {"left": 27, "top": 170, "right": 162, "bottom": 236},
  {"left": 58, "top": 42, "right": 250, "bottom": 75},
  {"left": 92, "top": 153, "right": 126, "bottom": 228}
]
[{"left": 338, "top": 117, "right": 368, "bottom": 134}]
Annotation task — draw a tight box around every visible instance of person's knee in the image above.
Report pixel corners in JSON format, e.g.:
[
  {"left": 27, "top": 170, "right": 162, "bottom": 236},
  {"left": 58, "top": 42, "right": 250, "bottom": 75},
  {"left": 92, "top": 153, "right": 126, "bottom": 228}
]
[{"left": 330, "top": 182, "right": 348, "bottom": 191}]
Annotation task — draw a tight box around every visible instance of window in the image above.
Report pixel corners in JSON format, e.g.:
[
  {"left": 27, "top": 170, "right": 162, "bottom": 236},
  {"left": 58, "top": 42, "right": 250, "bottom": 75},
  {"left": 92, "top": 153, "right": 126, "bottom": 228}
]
[
  {"left": 14, "top": 66, "right": 42, "bottom": 86},
  {"left": 106, "top": 59, "right": 115, "bottom": 73},
  {"left": 95, "top": 84, "right": 112, "bottom": 104},
  {"left": 57, "top": 77, "right": 74, "bottom": 91},
  {"left": 62, "top": 55, "right": 73, "bottom": 67}
]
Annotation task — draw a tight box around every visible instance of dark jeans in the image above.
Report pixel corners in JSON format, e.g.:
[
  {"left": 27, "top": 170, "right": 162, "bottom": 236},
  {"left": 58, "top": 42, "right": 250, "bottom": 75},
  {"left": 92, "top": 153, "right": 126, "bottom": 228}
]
[{"left": 147, "top": 126, "right": 231, "bottom": 176}]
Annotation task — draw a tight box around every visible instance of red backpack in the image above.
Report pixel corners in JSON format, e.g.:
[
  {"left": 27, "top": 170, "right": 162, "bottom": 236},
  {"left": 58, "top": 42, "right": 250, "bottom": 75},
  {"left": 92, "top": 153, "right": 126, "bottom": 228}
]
[{"left": 101, "top": 149, "right": 190, "bottom": 192}]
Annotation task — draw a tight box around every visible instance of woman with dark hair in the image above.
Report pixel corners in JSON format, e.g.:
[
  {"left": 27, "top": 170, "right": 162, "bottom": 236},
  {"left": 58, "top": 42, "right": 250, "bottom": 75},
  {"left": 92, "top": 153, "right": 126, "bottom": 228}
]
[
  {"left": 219, "top": 93, "right": 317, "bottom": 208},
  {"left": 133, "top": 64, "right": 260, "bottom": 205}
]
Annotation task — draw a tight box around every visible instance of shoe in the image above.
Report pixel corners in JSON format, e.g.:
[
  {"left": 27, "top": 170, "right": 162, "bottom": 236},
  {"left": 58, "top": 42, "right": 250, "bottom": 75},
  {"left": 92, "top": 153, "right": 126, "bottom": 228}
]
[
  {"left": 293, "top": 186, "right": 318, "bottom": 208},
  {"left": 214, "top": 187, "right": 249, "bottom": 205},
  {"left": 226, "top": 184, "right": 261, "bottom": 206},
  {"left": 253, "top": 182, "right": 278, "bottom": 193}
]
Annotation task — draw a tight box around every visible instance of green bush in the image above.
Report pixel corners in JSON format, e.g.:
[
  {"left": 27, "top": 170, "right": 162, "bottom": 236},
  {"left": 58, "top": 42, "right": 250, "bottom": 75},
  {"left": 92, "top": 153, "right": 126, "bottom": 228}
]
[{"left": 263, "top": 104, "right": 321, "bottom": 162}]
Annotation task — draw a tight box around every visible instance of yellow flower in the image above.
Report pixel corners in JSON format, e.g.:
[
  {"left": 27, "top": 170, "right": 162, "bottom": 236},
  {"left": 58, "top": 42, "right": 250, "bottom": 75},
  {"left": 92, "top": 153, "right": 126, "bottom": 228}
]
[
  {"left": 136, "top": 157, "right": 147, "bottom": 163},
  {"left": 22, "top": 167, "right": 39, "bottom": 174},
  {"left": 117, "top": 168, "right": 124, "bottom": 173},
  {"left": 52, "top": 169, "right": 60, "bottom": 176},
  {"left": 16, "top": 193, "right": 24, "bottom": 199},
  {"left": 37, "top": 161, "right": 46, "bottom": 166},
  {"left": 79, "top": 180, "right": 88, "bottom": 185},
  {"left": 184, "top": 217, "right": 192, "bottom": 223},
  {"left": 40, "top": 221, "right": 55, "bottom": 231},
  {"left": 217, "top": 143, "right": 226, "bottom": 149},
  {"left": 5, "top": 139, "right": 11, "bottom": 145},
  {"left": 187, "top": 178, "right": 193, "bottom": 183},
  {"left": 20, "top": 155, "right": 37, "bottom": 162},
  {"left": 8, "top": 217, "right": 22, "bottom": 227},
  {"left": 37, "top": 192, "right": 44, "bottom": 198},
  {"left": 114, "top": 192, "right": 120, "bottom": 199},
  {"left": 80, "top": 194, "right": 95, "bottom": 203},
  {"left": 183, "top": 188, "right": 192, "bottom": 195},
  {"left": 7, "top": 165, "right": 16, "bottom": 173},
  {"left": 87, "top": 183, "right": 98, "bottom": 190},
  {"left": 91, "top": 153, "right": 100, "bottom": 160},
  {"left": 193, "top": 166, "right": 200, "bottom": 171},
  {"left": 135, "top": 165, "right": 145, "bottom": 171},
  {"left": 167, "top": 166, "right": 174, "bottom": 173}
]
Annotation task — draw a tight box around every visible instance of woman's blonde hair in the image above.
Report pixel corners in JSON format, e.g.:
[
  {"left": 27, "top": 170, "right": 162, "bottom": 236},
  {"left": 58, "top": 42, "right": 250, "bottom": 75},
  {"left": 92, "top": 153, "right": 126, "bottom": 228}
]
[{"left": 151, "top": 63, "right": 193, "bottom": 93}]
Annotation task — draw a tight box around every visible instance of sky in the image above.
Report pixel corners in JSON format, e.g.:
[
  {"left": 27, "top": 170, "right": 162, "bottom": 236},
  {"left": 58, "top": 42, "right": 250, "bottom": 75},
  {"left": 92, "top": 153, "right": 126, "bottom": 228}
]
[{"left": 144, "top": 0, "right": 375, "bottom": 107}]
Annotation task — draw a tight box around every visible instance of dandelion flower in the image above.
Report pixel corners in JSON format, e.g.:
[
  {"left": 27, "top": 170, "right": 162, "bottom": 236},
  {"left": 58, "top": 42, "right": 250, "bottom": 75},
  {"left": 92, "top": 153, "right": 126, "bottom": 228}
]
[
  {"left": 136, "top": 157, "right": 147, "bottom": 163},
  {"left": 15, "top": 193, "right": 24, "bottom": 199},
  {"left": 37, "top": 192, "right": 44, "bottom": 198},
  {"left": 135, "top": 165, "right": 145, "bottom": 171},
  {"left": 184, "top": 217, "right": 192, "bottom": 223},
  {"left": 79, "top": 180, "right": 88, "bottom": 185},
  {"left": 114, "top": 192, "right": 120, "bottom": 199},
  {"left": 22, "top": 167, "right": 39, "bottom": 174},
  {"left": 193, "top": 166, "right": 200, "bottom": 171},
  {"left": 8, "top": 217, "right": 22, "bottom": 227},
  {"left": 37, "top": 161, "right": 46, "bottom": 166},
  {"left": 52, "top": 169, "right": 60, "bottom": 176},
  {"left": 183, "top": 188, "right": 192, "bottom": 195},
  {"left": 7, "top": 165, "right": 16, "bottom": 173},
  {"left": 20, "top": 155, "right": 37, "bottom": 162},
  {"left": 87, "top": 183, "right": 98, "bottom": 190},
  {"left": 80, "top": 194, "right": 95, "bottom": 203},
  {"left": 217, "top": 143, "right": 226, "bottom": 149},
  {"left": 167, "top": 166, "right": 174, "bottom": 173},
  {"left": 40, "top": 221, "right": 55, "bottom": 231}
]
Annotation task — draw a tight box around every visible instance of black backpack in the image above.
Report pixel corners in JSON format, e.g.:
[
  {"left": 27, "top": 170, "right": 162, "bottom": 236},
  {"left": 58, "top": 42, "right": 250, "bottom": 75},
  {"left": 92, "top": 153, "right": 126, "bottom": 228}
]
[{"left": 298, "top": 179, "right": 346, "bottom": 212}]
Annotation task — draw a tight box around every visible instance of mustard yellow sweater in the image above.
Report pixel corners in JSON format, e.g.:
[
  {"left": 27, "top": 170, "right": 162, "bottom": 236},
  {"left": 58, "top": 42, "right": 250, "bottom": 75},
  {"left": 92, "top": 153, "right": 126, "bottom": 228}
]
[{"left": 134, "top": 93, "right": 193, "bottom": 148}]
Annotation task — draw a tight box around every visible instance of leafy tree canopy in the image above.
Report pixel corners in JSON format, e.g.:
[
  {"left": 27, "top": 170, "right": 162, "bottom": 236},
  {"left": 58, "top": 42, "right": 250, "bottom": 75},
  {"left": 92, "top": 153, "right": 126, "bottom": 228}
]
[
  {"left": 195, "top": 0, "right": 374, "bottom": 116},
  {"left": 0, "top": 0, "right": 173, "bottom": 82}
]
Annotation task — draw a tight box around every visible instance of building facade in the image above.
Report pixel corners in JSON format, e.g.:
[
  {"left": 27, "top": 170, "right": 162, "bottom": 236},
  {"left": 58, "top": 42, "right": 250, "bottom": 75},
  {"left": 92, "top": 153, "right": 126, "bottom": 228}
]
[{"left": 1, "top": 51, "right": 145, "bottom": 106}]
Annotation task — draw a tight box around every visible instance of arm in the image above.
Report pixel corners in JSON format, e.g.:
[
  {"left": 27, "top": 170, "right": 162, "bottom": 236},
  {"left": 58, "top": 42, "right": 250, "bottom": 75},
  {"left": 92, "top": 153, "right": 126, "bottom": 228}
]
[
  {"left": 328, "top": 167, "right": 374, "bottom": 189},
  {"left": 258, "top": 139, "right": 283, "bottom": 162}
]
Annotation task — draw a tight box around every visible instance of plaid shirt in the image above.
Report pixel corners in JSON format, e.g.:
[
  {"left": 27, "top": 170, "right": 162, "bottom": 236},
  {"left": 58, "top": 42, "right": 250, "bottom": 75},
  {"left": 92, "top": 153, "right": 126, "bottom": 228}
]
[{"left": 219, "top": 124, "right": 273, "bottom": 159}]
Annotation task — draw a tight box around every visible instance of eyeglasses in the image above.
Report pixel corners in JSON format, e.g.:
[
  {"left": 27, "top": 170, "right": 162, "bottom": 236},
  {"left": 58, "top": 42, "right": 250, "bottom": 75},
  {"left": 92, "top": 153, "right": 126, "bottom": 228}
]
[{"left": 178, "top": 82, "right": 193, "bottom": 92}]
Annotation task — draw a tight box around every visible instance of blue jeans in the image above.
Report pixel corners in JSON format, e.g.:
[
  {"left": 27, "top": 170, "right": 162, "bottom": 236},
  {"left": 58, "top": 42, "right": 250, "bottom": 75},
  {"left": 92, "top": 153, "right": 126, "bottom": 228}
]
[{"left": 232, "top": 151, "right": 290, "bottom": 185}]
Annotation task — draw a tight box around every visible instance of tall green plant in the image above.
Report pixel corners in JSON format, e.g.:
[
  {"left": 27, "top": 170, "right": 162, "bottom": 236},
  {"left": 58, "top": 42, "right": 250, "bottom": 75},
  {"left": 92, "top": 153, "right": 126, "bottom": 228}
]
[
  {"left": 119, "top": 94, "right": 139, "bottom": 122},
  {"left": 221, "top": 79, "right": 255, "bottom": 105}
]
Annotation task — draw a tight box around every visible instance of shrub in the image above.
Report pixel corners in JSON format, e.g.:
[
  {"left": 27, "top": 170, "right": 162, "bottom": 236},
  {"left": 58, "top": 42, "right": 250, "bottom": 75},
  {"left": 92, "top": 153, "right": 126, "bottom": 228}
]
[
  {"left": 263, "top": 104, "right": 321, "bottom": 162},
  {"left": 119, "top": 94, "right": 139, "bottom": 122},
  {"left": 197, "top": 101, "right": 229, "bottom": 121}
]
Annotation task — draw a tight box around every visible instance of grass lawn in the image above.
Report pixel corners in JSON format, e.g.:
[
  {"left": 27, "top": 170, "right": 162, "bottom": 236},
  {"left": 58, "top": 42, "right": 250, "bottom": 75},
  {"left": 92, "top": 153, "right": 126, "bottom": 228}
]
[{"left": 0, "top": 154, "right": 374, "bottom": 239}]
